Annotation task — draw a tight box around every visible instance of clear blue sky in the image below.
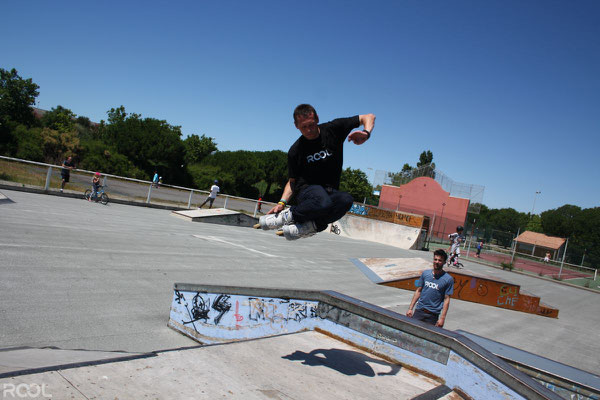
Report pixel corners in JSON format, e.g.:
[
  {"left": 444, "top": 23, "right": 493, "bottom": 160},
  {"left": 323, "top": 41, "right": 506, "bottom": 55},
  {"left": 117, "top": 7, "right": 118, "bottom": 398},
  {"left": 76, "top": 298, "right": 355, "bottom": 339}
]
[{"left": 3, "top": 0, "right": 599, "bottom": 213}]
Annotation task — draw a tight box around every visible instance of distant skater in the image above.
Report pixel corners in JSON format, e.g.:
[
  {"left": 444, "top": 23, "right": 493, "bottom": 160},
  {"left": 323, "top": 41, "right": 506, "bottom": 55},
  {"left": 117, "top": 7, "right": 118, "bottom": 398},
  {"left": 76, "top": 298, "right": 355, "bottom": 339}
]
[
  {"left": 476, "top": 240, "right": 483, "bottom": 258},
  {"left": 543, "top": 251, "right": 551, "bottom": 263},
  {"left": 256, "top": 104, "right": 375, "bottom": 240},
  {"left": 447, "top": 226, "right": 464, "bottom": 266},
  {"left": 198, "top": 180, "right": 220, "bottom": 209}
]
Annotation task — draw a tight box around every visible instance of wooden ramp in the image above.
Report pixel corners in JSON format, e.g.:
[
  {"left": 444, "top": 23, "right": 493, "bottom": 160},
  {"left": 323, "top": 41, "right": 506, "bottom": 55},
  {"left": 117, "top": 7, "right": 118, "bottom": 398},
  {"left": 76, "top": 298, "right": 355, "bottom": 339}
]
[{"left": 352, "top": 258, "right": 559, "bottom": 318}]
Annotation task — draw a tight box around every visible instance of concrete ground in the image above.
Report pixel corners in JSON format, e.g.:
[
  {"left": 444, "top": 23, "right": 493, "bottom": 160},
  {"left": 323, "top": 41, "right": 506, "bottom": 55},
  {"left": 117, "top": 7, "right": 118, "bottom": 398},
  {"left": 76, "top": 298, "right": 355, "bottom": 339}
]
[{"left": 0, "top": 188, "right": 598, "bottom": 379}]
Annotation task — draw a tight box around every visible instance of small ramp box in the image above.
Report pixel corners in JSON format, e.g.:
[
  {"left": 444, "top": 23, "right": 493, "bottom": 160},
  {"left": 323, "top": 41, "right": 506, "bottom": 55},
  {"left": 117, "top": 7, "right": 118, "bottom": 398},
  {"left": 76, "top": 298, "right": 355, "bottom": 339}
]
[{"left": 172, "top": 208, "right": 257, "bottom": 227}]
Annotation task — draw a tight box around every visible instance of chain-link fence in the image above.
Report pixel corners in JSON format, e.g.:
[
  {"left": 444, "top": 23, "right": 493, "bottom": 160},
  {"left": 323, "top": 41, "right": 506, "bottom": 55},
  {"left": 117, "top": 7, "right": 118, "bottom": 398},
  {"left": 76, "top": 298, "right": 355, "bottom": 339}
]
[{"left": 372, "top": 164, "right": 484, "bottom": 214}]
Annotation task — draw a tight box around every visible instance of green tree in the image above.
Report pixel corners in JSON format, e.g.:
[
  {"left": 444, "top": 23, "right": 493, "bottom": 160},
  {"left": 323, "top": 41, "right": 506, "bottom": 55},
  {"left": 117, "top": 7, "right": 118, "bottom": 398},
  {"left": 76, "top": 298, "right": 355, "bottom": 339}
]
[
  {"left": 340, "top": 168, "right": 373, "bottom": 203},
  {"left": 183, "top": 134, "right": 218, "bottom": 164},
  {"left": 257, "top": 150, "right": 287, "bottom": 201},
  {"left": 541, "top": 205, "right": 581, "bottom": 238},
  {"left": 41, "top": 105, "right": 76, "bottom": 132},
  {"left": 0, "top": 68, "right": 40, "bottom": 154},
  {"left": 525, "top": 214, "right": 543, "bottom": 233},
  {"left": 14, "top": 125, "right": 44, "bottom": 162},
  {"left": 98, "top": 106, "right": 186, "bottom": 183},
  {"left": 0, "top": 68, "right": 39, "bottom": 127}
]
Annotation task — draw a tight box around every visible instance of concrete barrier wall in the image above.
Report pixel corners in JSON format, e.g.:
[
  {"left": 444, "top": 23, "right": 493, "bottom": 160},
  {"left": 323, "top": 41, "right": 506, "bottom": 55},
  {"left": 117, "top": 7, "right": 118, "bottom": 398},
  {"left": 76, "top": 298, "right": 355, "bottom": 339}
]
[{"left": 168, "top": 284, "right": 560, "bottom": 400}]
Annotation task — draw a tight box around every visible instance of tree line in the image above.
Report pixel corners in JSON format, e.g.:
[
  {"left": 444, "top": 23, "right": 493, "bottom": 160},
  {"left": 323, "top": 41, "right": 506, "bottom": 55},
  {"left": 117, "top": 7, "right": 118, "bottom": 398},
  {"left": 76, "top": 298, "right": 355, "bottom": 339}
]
[{"left": 1, "top": 67, "right": 597, "bottom": 268}]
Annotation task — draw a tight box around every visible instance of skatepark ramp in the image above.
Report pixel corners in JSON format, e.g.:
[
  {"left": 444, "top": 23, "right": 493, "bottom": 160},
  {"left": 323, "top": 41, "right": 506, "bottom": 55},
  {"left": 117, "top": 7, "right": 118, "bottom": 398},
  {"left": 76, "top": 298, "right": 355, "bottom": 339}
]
[
  {"left": 172, "top": 208, "right": 258, "bottom": 227},
  {"left": 329, "top": 203, "right": 427, "bottom": 250},
  {"left": 0, "top": 191, "right": 14, "bottom": 204},
  {"left": 168, "top": 283, "right": 561, "bottom": 400},
  {"left": 352, "top": 258, "right": 559, "bottom": 318}
]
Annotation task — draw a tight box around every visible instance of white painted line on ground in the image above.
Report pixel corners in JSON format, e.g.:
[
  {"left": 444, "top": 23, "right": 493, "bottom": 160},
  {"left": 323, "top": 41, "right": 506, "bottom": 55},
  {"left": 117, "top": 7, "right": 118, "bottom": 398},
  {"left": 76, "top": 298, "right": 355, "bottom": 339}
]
[{"left": 194, "top": 235, "right": 279, "bottom": 258}]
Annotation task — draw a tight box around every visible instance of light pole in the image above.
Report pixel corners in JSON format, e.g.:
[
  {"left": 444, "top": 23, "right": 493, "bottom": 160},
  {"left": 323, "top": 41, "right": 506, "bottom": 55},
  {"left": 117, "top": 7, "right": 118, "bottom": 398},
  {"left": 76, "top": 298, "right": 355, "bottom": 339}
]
[
  {"left": 439, "top": 202, "right": 446, "bottom": 237},
  {"left": 531, "top": 191, "right": 541, "bottom": 217},
  {"left": 363, "top": 167, "right": 374, "bottom": 204}
]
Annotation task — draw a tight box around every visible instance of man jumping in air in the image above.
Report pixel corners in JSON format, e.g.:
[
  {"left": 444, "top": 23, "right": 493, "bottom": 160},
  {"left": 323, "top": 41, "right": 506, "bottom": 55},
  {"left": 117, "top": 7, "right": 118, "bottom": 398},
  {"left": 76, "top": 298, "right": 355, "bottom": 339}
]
[{"left": 256, "top": 104, "right": 375, "bottom": 240}]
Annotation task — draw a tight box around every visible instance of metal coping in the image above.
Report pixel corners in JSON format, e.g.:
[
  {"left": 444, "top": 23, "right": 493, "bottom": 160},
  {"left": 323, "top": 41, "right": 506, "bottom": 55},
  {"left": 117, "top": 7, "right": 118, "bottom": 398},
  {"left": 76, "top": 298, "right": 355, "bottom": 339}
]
[
  {"left": 456, "top": 329, "right": 600, "bottom": 393},
  {"left": 172, "top": 283, "right": 561, "bottom": 400}
]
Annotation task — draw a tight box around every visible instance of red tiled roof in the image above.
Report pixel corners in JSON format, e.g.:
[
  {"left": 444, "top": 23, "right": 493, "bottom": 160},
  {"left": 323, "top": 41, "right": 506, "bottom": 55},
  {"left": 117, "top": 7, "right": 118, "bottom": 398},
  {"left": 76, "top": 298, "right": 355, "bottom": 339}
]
[{"left": 515, "top": 231, "right": 566, "bottom": 250}]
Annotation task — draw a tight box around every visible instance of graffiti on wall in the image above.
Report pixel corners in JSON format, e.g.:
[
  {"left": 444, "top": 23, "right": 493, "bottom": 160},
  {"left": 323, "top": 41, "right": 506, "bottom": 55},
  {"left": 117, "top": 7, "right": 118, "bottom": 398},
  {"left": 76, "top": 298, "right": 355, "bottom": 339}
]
[
  {"left": 173, "top": 291, "right": 318, "bottom": 333},
  {"left": 348, "top": 203, "right": 424, "bottom": 228}
]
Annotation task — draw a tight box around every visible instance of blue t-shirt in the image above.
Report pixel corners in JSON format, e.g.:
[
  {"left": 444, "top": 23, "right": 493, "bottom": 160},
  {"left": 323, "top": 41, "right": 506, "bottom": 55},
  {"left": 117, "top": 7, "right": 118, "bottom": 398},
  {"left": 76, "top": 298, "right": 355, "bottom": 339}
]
[{"left": 416, "top": 270, "right": 454, "bottom": 314}]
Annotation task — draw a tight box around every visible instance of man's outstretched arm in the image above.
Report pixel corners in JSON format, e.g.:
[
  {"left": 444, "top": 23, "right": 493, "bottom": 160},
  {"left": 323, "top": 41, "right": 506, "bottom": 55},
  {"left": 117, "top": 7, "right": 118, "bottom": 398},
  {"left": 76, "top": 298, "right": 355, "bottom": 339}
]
[{"left": 348, "top": 113, "right": 376, "bottom": 145}]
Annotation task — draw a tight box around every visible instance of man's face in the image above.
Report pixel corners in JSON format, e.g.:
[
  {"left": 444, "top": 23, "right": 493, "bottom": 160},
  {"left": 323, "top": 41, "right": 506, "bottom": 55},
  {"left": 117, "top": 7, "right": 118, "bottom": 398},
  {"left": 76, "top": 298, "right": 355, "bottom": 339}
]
[
  {"left": 295, "top": 113, "right": 319, "bottom": 140},
  {"left": 433, "top": 255, "right": 445, "bottom": 271}
]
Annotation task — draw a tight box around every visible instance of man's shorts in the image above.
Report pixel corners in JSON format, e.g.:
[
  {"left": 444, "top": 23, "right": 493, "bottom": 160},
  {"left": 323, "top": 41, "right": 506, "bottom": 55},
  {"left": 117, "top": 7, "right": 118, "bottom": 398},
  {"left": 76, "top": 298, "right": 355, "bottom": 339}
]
[
  {"left": 61, "top": 173, "right": 70, "bottom": 182},
  {"left": 412, "top": 308, "right": 439, "bottom": 326}
]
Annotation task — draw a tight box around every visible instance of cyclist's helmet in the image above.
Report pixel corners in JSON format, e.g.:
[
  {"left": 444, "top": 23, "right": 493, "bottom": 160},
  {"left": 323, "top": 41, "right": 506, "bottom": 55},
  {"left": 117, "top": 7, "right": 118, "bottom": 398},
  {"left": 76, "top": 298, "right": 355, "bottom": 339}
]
[
  {"left": 94, "top": 172, "right": 101, "bottom": 176},
  {"left": 456, "top": 225, "right": 464, "bottom": 232},
  {"left": 214, "top": 180, "right": 218, "bottom": 184}
]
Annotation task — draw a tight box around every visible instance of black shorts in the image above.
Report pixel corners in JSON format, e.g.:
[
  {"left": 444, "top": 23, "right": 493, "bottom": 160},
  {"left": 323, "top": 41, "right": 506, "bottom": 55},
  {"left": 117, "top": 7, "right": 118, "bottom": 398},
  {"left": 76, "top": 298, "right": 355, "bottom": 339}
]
[
  {"left": 412, "top": 308, "right": 439, "bottom": 325},
  {"left": 61, "top": 173, "right": 70, "bottom": 182}
]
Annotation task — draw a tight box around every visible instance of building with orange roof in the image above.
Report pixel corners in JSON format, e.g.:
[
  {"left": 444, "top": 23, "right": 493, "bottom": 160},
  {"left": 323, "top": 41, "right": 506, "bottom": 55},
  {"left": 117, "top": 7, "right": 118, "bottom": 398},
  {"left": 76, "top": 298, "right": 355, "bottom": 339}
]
[{"left": 514, "top": 231, "right": 566, "bottom": 260}]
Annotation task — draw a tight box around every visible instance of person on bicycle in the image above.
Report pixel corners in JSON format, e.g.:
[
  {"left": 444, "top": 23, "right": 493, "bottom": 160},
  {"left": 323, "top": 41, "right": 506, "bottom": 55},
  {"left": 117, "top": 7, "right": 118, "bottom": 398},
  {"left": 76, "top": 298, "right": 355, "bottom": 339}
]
[
  {"left": 448, "top": 226, "right": 464, "bottom": 266},
  {"left": 90, "top": 172, "right": 101, "bottom": 202}
]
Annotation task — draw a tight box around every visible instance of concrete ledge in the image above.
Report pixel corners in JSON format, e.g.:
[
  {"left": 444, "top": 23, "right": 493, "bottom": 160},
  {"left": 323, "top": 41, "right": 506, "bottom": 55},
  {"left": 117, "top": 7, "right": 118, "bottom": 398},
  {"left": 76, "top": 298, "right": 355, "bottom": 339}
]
[{"left": 169, "top": 283, "right": 560, "bottom": 400}]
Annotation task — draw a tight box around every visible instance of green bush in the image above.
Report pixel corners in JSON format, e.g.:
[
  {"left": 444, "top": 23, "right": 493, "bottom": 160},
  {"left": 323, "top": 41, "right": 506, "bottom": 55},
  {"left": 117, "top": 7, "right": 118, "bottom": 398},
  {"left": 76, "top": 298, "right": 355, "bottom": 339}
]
[{"left": 501, "top": 262, "right": 514, "bottom": 271}]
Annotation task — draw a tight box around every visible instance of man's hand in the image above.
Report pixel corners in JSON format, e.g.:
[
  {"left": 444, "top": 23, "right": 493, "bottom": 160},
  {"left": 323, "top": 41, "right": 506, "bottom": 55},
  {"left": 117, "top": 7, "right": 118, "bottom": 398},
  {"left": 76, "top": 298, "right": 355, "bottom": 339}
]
[
  {"left": 347, "top": 130, "right": 369, "bottom": 145},
  {"left": 406, "top": 309, "right": 414, "bottom": 318},
  {"left": 267, "top": 203, "right": 285, "bottom": 215},
  {"left": 435, "top": 316, "right": 445, "bottom": 328}
]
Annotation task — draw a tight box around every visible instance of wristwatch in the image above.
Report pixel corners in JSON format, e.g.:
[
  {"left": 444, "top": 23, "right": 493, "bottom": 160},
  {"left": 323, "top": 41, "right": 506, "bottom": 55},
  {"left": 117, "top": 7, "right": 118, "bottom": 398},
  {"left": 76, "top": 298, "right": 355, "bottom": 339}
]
[{"left": 363, "top": 129, "right": 371, "bottom": 139}]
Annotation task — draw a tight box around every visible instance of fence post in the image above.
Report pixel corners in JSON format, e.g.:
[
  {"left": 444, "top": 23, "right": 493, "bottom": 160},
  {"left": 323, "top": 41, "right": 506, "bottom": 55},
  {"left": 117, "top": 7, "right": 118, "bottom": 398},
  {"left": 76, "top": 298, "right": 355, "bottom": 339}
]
[
  {"left": 223, "top": 196, "right": 228, "bottom": 209},
  {"left": 187, "top": 190, "right": 194, "bottom": 209},
  {"left": 466, "top": 235, "right": 472, "bottom": 258},
  {"left": 45, "top": 167, "right": 52, "bottom": 190},
  {"left": 510, "top": 228, "right": 520, "bottom": 265},
  {"left": 558, "top": 238, "right": 569, "bottom": 279},
  {"left": 253, "top": 200, "right": 259, "bottom": 217},
  {"left": 146, "top": 183, "right": 153, "bottom": 204}
]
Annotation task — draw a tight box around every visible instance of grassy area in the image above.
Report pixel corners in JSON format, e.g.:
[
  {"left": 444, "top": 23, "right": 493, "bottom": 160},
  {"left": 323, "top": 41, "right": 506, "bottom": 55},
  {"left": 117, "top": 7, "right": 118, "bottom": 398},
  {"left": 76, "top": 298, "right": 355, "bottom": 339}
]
[{"left": 0, "top": 159, "right": 49, "bottom": 187}]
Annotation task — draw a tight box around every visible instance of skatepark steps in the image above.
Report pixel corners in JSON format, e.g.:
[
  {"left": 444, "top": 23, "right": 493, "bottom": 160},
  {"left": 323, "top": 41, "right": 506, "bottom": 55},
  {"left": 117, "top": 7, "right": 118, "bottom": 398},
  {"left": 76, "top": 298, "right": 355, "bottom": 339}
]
[
  {"left": 168, "top": 283, "right": 561, "bottom": 400},
  {"left": 172, "top": 208, "right": 258, "bottom": 227},
  {"left": 353, "top": 258, "right": 559, "bottom": 318}
]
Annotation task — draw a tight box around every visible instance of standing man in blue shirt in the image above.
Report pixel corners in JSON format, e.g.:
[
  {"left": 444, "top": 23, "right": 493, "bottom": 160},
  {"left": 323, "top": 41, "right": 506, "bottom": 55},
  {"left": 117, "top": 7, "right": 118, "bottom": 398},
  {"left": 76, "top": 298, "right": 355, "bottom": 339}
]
[{"left": 407, "top": 249, "right": 454, "bottom": 327}]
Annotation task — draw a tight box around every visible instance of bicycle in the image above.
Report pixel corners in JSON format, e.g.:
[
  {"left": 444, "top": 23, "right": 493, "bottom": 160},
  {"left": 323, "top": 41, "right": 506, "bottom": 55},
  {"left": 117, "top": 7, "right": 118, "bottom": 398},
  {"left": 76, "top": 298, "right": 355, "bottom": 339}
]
[
  {"left": 84, "top": 185, "right": 109, "bottom": 205},
  {"left": 447, "top": 252, "right": 464, "bottom": 269},
  {"left": 330, "top": 224, "right": 341, "bottom": 235}
]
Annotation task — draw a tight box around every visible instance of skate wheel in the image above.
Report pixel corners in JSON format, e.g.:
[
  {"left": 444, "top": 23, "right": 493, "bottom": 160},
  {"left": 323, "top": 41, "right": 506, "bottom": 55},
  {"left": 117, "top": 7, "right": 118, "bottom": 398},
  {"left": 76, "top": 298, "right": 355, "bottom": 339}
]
[
  {"left": 276, "top": 230, "right": 284, "bottom": 236},
  {"left": 253, "top": 223, "right": 261, "bottom": 229}
]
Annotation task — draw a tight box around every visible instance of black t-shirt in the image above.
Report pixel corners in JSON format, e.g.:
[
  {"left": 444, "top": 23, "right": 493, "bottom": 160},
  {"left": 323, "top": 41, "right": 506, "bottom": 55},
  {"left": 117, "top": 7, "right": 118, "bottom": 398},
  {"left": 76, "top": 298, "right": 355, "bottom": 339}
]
[
  {"left": 61, "top": 159, "right": 74, "bottom": 175},
  {"left": 288, "top": 116, "right": 360, "bottom": 194}
]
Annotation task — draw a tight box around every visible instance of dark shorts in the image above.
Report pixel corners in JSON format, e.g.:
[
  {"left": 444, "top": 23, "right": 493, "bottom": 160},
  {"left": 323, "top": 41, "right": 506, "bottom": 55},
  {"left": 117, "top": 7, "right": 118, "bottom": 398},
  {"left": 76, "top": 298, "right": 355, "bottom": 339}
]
[
  {"left": 61, "top": 173, "right": 70, "bottom": 182},
  {"left": 412, "top": 308, "right": 439, "bottom": 325}
]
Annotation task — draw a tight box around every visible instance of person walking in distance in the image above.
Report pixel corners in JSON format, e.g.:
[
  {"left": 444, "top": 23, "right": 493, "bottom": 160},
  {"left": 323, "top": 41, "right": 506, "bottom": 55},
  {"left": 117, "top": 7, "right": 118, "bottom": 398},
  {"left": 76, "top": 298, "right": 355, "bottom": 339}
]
[
  {"left": 198, "top": 180, "right": 220, "bottom": 209},
  {"left": 406, "top": 249, "right": 454, "bottom": 328},
  {"left": 60, "top": 156, "right": 74, "bottom": 192},
  {"left": 256, "top": 104, "right": 375, "bottom": 240}
]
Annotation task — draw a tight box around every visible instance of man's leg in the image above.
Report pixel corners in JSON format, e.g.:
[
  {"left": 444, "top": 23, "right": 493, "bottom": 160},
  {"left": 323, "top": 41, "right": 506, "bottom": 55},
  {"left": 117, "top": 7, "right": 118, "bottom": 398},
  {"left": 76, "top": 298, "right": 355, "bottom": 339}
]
[
  {"left": 292, "top": 186, "right": 353, "bottom": 232},
  {"left": 208, "top": 198, "right": 215, "bottom": 209}
]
